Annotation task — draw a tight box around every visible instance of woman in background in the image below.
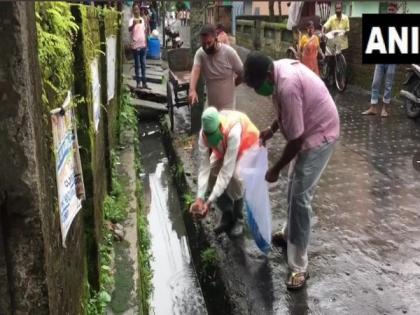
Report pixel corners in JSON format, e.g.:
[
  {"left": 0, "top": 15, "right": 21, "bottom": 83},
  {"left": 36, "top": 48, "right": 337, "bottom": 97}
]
[
  {"left": 298, "top": 21, "right": 323, "bottom": 75},
  {"left": 129, "top": 4, "right": 150, "bottom": 89}
]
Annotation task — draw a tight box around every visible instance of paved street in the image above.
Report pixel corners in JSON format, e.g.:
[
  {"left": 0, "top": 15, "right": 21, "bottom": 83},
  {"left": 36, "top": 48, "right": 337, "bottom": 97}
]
[
  {"left": 165, "top": 22, "right": 420, "bottom": 314},
  {"left": 236, "top": 83, "right": 420, "bottom": 314},
  {"left": 173, "top": 70, "right": 420, "bottom": 314}
]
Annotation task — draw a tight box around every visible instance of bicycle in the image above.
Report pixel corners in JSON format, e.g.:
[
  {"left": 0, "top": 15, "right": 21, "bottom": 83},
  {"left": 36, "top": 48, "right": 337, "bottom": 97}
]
[{"left": 319, "top": 30, "right": 347, "bottom": 92}]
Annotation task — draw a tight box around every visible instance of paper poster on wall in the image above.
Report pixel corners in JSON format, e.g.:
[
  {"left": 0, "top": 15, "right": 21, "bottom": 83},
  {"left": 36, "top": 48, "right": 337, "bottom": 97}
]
[
  {"left": 90, "top": 58, "right": 101, "bottom": 132},
  {"left": 50, "top": 91, "right": 85, "bottom": 247},
  {"left": 106, "top": 36, "right": 117, "bottom": 102}
]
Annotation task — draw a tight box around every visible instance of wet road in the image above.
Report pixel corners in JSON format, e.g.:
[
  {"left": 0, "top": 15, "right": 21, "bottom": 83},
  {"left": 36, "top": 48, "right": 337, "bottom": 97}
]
[
  {"left": 236, "top": 84, "right": 420, "bottom": 315},
  {"left": 172, "top": 83, "right": 420, "bottom": 314}
]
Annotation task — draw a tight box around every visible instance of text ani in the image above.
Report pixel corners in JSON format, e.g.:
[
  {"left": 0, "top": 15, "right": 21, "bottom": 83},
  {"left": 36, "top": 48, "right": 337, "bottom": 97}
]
[{"left": 365, "top": 26, "right": 420, "bottom": 54}]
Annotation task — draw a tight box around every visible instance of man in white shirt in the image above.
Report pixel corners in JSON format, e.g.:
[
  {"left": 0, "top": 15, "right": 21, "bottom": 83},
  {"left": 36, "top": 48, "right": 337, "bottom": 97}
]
[
  {"left": 189, "top": 107, "right": 260, "bottom": 236},
  {"left": 189, "top": 24, "right": 243, "bottom": 110}
]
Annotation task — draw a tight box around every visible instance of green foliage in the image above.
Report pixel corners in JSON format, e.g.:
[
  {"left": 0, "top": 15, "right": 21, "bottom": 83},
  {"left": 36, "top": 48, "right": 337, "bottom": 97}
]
[
  {"left": 201, "top": 247, "right": 218, "bottom": 281},
  {"left": 173, "top": 162, "right": 184, "bottom": 180},
  {"left": 85, "top": 225, "right": 114, "bottom": 315},
  {"left": 36, "top": 2, "right": 79, "bottom": 109},
  {"left": 137, "top": 210, "right": 153, "bottom": 315},
  {"left": 103, "top": 194, "right": 127, "bottom": 224},
  {"left": 120, "top": 88, "right": 138, "bottom": 133},
  {"left": 103, "top": 151, "right": 129, "bottom": 223},
  {"left": 134, "top": 149, "right": 153, "bottom": 315},
  {"left": 101, "top": 7, "right": 121, "bottom": 38},
  {"left": 79, "top": 5, "right": 102, "bottom": 65},
  {"left": 201, "top": 247, "right": 217, "bottom": 269},
  {"left": 183, "top": 192, "right": 194, "bottom": 208}
]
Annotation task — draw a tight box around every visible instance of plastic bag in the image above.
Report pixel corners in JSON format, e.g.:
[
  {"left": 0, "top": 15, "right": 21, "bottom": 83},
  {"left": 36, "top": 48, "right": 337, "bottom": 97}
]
[{"left": 237, "top": 146, "right": 272, "bottom": 254}]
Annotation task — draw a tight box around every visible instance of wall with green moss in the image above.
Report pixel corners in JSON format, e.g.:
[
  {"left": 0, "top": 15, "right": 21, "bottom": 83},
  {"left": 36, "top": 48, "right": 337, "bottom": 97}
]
[
  {"left": 35, "top": 3, "right": 85, "bottom": 314},
  {"left": 1, "top": 3, "right": 123, "bottom": 313},
  {"left": 101, "top": 8, "right": 122, "bottom": 152},
  {"left": 72, "top": 4, "right": 109, "bottom": 293}
]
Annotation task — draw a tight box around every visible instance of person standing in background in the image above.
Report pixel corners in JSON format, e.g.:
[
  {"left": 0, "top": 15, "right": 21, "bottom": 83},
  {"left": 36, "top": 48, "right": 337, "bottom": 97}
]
[
  {"left": 149, "top": 5, "right": 157, "bottom": 31},
  {"left": 189, "top": 24, "right": 243, "bottom": 110},
  {"left": 322, "top": 2, "right": 350, "bottom": 50},
  {"left": 129, "top": 4, "right": 150, "bottom": 90},
  {"left": 298, "top": 21, "right": 324, "bottom": 75},
  {"left": 216, "top": 24, "right": 230, "bottom": 45},
  {"left": 362, "top": 2, "right": 398, "bottom": 117}
]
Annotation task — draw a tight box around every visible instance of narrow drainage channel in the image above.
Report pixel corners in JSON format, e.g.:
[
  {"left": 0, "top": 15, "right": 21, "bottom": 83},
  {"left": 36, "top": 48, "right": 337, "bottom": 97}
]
[{"left": 139, "top": 120, "right": 208, "bottom": 315}]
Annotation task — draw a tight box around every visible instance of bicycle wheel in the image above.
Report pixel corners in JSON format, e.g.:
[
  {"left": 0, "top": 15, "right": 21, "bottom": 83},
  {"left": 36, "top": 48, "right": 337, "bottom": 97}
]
[{"left": 334, "top": 53, "right": 347, "bottom": 92}]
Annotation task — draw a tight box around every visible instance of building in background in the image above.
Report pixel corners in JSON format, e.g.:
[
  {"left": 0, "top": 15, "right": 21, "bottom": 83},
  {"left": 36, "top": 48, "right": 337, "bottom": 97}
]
[
  {"left": 329, "top": 1, "right": 420, "bottom": 16},
  {"left": 206, "top": 0, "right": 233, "bottom": 33},
  {"left": 251, "top": 1, "right": 289, "bottom": 16}
]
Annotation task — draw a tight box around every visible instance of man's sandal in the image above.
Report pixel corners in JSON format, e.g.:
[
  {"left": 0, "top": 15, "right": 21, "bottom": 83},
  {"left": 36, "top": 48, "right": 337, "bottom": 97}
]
[{"left": 286, "top": 272, "right": 310, "bottom": 290}]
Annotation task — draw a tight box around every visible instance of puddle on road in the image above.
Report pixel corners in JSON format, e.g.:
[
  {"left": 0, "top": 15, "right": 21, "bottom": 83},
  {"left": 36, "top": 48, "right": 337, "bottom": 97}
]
[{"left": 139, "top": 122, "right": 207, "bottom": 315}]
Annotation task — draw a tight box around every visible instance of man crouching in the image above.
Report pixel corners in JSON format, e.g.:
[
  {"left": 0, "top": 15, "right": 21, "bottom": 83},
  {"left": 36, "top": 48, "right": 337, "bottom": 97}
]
[{"left": 189, "top": 107, "right": 259, "bottom": 236}]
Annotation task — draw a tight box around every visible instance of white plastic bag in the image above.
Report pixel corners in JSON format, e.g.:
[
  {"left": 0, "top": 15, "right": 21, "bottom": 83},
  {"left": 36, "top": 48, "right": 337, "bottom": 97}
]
[{"left": 237, "top": 146, "right": 272, "bottom": 253}]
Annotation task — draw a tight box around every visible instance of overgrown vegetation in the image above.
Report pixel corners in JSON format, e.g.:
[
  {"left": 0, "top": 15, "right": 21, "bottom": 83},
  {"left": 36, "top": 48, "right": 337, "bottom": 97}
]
[
  {"left": 119, "top": 87, "right": 139, "bottom": 139},
  {"left": 84, "top": 227, "right": 114, "bottom": 314},
  {"left": 35, "top": 2, "right": 79, "bottom": 109},
  {"left": 183, "top": 192, "right": 194, "bottom": 209},
  {"left": 103, "top": 151, "right": 129, "bottom": 223},
  {"left": 200, "top": 247, "right": 218, "bottom": 282},
  {"left": 121, "top": 87, "right": 153, "bottom": 314},
  {"left": 86, "top": 148, "right": 129, "bottom": 314}
]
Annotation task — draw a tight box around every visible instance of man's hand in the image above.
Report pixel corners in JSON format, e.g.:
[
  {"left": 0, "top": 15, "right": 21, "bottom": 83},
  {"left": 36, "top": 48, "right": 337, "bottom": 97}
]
[
  {"left": 202, "top": 201, "right": 211, "bottom": 217},
  {"left": 260, "top": 127, "right": 274, "bottom": 146},
  {"left": 265, "top": 166, "right": 280, "bottom": 183},
  {"left": 188, "top": 90, "right": 199, "bottom": 106},
  {"left": 189, "top": 198, "right": 210, "bottom": 219}
]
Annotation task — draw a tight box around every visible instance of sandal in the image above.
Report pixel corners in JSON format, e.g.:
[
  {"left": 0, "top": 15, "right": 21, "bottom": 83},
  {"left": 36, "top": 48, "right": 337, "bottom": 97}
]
[
  {"left": 286, "top": 271, "right": 310, "bottom": 290},
  {"left": 361, "top": 108, "right": 378, "bottom": 115}
]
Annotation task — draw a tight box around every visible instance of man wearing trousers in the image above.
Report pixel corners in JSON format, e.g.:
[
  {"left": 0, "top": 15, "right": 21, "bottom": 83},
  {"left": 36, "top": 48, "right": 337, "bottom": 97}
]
[
  {"left": 243, "top": 52, "right": 340, "bottom": 290},
  {"left": 189, "top": 107, "right": 260, "bottom": 236}
]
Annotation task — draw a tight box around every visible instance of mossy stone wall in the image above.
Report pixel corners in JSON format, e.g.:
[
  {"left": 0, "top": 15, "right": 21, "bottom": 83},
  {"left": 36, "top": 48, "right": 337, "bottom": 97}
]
[{"left": 1, "top": 3, "right": 124, "bottom": 313}]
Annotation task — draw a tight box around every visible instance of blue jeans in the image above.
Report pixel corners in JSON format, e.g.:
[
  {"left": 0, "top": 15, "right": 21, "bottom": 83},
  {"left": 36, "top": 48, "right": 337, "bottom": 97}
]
[
  {"left": 132, "top": 47, "right": 147, "bottom": 85},
  {"left": 284, "top": 141, "right": 335, "bottom": 272},
  {"left": 371, "top": 64, "right": 396, "bottom": 105}
]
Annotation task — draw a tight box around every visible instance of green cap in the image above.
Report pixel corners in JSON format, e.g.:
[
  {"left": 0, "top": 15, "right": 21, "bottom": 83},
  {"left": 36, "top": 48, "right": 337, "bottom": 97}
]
[{"left": 201, "top": 107, "right": 222, "bottom": 147}]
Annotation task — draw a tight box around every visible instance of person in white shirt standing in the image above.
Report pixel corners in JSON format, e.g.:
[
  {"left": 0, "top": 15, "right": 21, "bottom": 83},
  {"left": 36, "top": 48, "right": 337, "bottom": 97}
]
[
  {"left": 189, "top": 24, "right": 243, "bottom": 110},
  {"left": 189, "top": 107, "right": 260, "bottom": 236},
  {"left": 128, "top": 4, "right": 150, "bottom": 89}
]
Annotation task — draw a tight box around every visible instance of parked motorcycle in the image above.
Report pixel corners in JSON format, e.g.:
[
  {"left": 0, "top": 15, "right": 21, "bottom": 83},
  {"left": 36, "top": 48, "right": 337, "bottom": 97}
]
[{"left": 400, "top": 64, "right": 420, "bottom": 118}]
